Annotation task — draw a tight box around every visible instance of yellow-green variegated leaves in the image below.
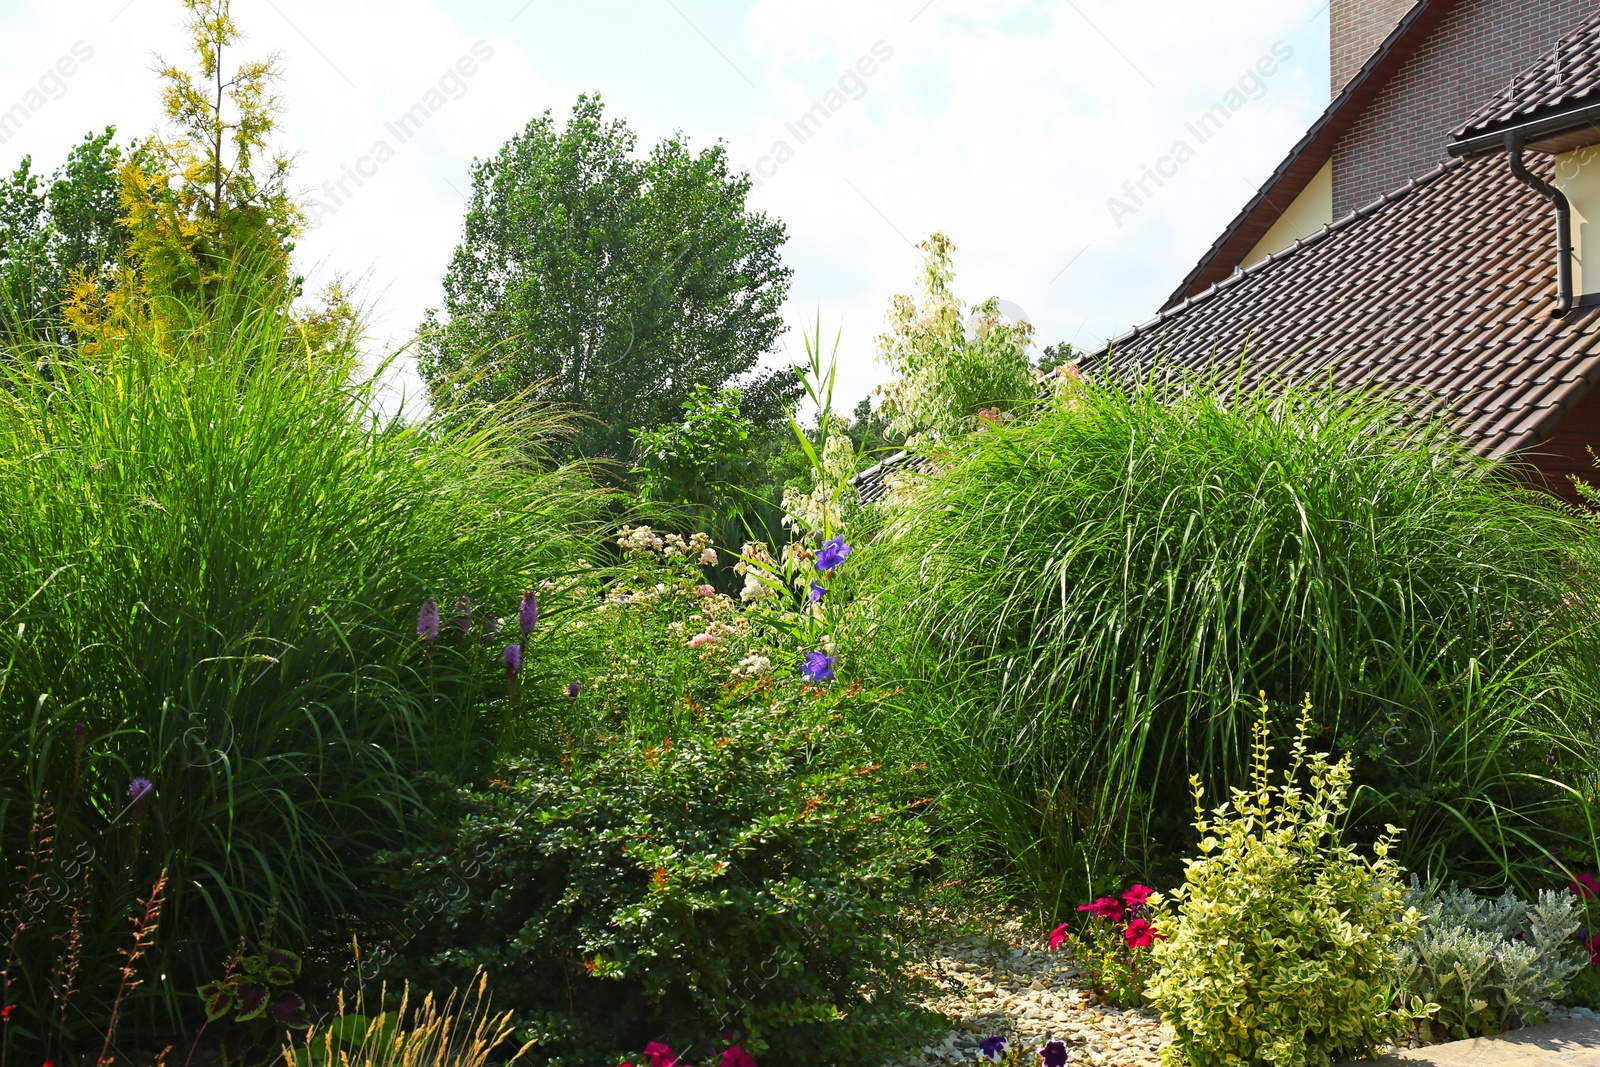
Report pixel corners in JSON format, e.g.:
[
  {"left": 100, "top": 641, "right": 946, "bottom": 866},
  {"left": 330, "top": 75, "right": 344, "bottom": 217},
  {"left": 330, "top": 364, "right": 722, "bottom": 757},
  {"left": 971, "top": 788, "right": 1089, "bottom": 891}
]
[{"left": 1145, "top": 697, "right": 1424, "bottom": 1067}]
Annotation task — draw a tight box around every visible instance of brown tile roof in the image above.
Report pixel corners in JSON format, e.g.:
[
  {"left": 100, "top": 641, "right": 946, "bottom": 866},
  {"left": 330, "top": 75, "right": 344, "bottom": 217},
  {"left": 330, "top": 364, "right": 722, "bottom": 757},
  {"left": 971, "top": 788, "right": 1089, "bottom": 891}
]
[
  {"left": 1455, "top": 9, "right": 1600, "bottom": 139},
  {"left": 1084, "top": 151, "right": 1600, "bottom": 459},
  {"left": 1164, "top": 0, "right": 1452, "bottom": 307}
]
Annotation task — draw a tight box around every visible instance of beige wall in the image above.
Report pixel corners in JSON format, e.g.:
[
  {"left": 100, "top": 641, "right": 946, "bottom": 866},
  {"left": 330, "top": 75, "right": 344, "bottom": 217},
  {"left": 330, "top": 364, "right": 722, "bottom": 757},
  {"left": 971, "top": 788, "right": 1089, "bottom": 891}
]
[
  {"left": 1554, "top": 146, "right": 1600, "bottom": 298},
  {"left": 1241, "top": 161, "right": 1333, "bottom": 269}
]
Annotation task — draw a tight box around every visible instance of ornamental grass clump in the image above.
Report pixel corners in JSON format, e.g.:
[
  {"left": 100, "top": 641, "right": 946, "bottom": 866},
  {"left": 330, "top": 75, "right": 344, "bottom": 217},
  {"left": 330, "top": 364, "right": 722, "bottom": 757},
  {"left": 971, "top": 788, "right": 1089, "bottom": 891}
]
[
  {"left": 855, "top": 375, "right": 1600, "bottom": 907},
  {"left": 1146, "top": 698, "right": 1425, "bottom": 1067}
]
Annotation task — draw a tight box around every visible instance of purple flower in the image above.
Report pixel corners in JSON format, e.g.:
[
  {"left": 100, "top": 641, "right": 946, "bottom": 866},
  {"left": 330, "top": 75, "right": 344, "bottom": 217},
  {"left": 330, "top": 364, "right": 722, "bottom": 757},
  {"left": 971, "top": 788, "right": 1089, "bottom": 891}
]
[
  {"left": 814, "top": 536, "right": 852, "bottom": 572},
  {"left": 802, "top": 651, "right": 836, "bottom": 683},
  {"left": 980, "top": 1036, "right": 1008, "bottom": 1062},
  {"left": 502, "top": 643, "right": 522, "bottom": 679},
  {"left": 519, "top": 591, "right": 539, "bottom": 635},
  {"left": 452, "top": 596, "right": 472, "bottom": 634},
  {"left": 417, "top": 597, "right": 440, "bottom": 642},
  {"left": 1040, "top": 1039, "right": 1068, "bottom": 1067},
  {"left": 129, "top": 777, "right": 153, "bottom": 806},
  {"left": 566, "top": 681, "right": 582, "bottom": 698},
  {"left": 809, "top": 580, "right": 826, "bottom": 603}
]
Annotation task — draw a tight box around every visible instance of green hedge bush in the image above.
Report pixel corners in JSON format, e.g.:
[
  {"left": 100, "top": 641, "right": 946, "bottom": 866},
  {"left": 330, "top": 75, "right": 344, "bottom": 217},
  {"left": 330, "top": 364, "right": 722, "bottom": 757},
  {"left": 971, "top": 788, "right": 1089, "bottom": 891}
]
[{"left": 380, "top": 681, "right": 936, "bottom": 1067}]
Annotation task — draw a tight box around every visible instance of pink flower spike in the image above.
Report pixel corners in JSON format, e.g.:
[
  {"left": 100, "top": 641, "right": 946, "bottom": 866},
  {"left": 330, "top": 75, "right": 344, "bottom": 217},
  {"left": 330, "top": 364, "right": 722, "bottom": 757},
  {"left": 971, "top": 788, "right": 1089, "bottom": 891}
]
[
  {"left": 1572, "top": 873, "right": 1600, "bottom": 898},
  {"left": 1048, "top": 922, "right": 1070, "bottom": 952}
]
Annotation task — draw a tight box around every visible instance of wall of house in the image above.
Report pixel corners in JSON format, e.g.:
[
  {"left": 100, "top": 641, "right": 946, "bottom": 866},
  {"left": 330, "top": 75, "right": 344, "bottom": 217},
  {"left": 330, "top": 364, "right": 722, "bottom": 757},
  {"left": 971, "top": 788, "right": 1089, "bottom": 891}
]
[
  {"left": 1331, "top": 0, "right": 1599, "bottom": 218},
  {"left": 1524, "top": 375, "right": 1600, "bottom": 502},
  {"left": 1241, "top": 161, "right": 1334, "bottom": 267},
  {"left": 1332, "top": 0, "right": 1415, "bottom": 95},
  {"left": 1553, "top": 146, "right": 1600, "bottom": 300}
]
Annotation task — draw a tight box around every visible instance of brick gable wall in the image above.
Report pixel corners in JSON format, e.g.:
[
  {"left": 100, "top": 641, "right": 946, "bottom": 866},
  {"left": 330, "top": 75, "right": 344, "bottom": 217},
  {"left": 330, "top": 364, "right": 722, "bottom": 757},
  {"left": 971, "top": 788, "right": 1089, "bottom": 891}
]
[
  {"left": 1332, "top": 0, "right": 1415, "bottom": 93},
  {"left": 1332, "top": 0, "right": 1600, "bottom": 217}
]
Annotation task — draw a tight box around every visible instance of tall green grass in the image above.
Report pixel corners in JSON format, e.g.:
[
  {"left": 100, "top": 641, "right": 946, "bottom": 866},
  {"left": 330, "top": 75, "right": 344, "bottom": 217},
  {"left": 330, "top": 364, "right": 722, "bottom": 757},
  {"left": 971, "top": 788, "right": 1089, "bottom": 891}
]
[
  {"left": 0, "top": 273, "right": 597, "bottom": 1049},
  {"left": 851, "top": 378, "right": 1600, "bottom": 912}
]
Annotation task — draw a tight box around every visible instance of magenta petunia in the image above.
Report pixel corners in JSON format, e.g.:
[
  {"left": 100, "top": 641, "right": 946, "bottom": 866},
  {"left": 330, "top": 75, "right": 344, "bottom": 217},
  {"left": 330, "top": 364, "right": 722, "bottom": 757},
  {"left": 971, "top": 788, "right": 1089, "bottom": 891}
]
[
  {"left": 1572, "top": 873, "right": 1600, "bottom": 898},
  {"left": 1048, "top": 922, "right": 1070, "bottom": 952},
  {"left": 1123, "top": 917, "right": 1159, "bottom": 948},
  {"left": 1077, "top": 896, "right": 1123, "bottom": 921},
  {"left": 1122, "top": 884, "right": 1155, "bottom": 910}
]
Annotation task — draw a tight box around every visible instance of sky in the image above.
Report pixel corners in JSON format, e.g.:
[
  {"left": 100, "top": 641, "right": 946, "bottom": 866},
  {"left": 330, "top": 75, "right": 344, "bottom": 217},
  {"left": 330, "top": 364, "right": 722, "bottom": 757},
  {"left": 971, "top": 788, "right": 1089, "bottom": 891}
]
[{"left": 0, "top": 0, "right": 1332, "bottom": 416}]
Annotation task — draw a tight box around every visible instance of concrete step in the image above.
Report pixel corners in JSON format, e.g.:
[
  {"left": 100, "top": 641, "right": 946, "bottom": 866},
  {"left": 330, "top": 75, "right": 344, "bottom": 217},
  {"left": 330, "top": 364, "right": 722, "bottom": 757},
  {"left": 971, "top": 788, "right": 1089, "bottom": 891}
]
[{"left": 1338, "top": 1018, "right": 1600, "bottom": 1066}]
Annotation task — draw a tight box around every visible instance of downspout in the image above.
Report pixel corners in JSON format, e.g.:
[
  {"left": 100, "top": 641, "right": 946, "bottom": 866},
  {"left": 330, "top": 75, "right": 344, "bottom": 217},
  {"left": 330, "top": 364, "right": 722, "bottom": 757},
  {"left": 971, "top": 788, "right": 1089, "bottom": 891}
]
[{"left": 1504, "top": 129, "right": 1573, "bottom": 316}]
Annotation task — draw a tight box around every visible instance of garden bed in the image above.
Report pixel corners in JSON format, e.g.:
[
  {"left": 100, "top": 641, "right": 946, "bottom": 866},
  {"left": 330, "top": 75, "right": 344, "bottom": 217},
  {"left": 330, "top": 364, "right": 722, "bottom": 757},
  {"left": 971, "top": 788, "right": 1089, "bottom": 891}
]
[{"left": 894, "top": 916, "right": 1600, "bottom": 1067}]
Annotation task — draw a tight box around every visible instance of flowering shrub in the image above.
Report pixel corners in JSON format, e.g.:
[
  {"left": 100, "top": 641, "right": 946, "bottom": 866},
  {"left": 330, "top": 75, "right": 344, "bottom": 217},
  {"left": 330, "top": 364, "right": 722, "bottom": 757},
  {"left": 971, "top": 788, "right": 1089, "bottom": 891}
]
[
  {"left": 874, "top": 232, "right": 1036, "bottom": 443},
  {"left": 1049, "top": 884, "right": 1160, "bottom": 1007},
  {"left": 378, "top": 682, "right": 935, "bottom": 1067},
  {"left": 548, "top": 527, "right": 779, "bottom": 734},
  {"left": 1145, "top": 698, "right": 1425, "bottom": 1067}
]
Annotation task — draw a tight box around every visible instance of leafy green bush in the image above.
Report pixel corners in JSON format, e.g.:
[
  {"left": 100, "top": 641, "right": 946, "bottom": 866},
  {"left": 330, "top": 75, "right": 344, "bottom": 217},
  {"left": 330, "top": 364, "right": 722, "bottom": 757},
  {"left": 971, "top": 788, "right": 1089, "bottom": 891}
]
[
  {"left": 1398, "top": 881, "right": 1585, "bottom": 1040},
  {"left": 853, "top": 377, "right": 1600, "bottom": 906},
  {"left": 380, "top": 682, "right": 935, "bottom": 1067},
  {"left": 1145, "top": 700, "right": 1423, "bottom": 1067},
  {"left": 0, "top": 273, "right": 597, "bottom": 1052}
]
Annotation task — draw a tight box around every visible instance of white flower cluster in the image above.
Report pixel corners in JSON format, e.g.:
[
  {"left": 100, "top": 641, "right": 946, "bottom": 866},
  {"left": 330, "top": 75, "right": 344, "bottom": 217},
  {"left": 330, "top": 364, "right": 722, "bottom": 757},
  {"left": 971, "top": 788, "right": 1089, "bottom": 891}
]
[
  {"left": 618, "top": 525, "right": 665, "bottom": 555},
  {"left": 662, "top": 531, "right": 715, "bottom": 562},
  {"left": 732, "top": 541, "right": 780, "bottom": 603},
  {"left": 732, "top": 652, "right": 772, "bottom": 677},
  {"left": 687, "top": 620, "right": 739, "bottom": 649}
]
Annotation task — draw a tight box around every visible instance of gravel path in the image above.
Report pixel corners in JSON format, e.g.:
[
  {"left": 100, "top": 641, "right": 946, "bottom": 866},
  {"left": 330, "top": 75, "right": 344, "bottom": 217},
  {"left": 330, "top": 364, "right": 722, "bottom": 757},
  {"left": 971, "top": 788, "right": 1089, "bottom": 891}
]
[
  {"left": 894, "top": 918, "right": 1166, "bottom": 1066},
  {"left": 890, "top": 917, "right": 1600, "bottom": 1066}
]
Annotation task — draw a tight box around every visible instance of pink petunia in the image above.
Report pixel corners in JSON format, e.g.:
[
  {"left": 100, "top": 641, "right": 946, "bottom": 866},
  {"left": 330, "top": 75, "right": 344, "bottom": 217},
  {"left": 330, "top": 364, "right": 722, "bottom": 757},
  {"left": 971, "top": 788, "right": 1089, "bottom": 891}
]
[
  {"left": 1076, "top": 896, "right": 1124, "bottom": 921},
  {"left": 1048, "top": 922, "right": 1070, "bottom": 951},
  {"left": 721, "top": 1047, "right": 757, "bottom": 1067},
  {"left": 1121, "top": 884, "right": 1154, "bottom": 910},
  {"left": 1123, "top": 917, "right": 1159, "bottom": 949},
  {"left": 1572, "top": 873, "right": 1600, "bottom": 898},
  {"left": 1587, "top": 934, "right": 1600, "bottom": 965},
  {"left": 643, "top": 1042, "right": 678, "bottom": 1067}
]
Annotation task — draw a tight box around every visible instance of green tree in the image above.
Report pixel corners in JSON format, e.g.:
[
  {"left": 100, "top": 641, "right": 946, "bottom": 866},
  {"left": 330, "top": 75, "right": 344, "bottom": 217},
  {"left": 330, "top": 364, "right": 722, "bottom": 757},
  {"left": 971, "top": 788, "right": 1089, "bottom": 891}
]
[
  {"left": 632, "top": 385, "right": 760, "bottom": 519},
  {"left": 417, "top": 94, "right": 793, "bottom": 460},
  {"left": 0, "top": 129, "right": 128, "bottom": 344}
]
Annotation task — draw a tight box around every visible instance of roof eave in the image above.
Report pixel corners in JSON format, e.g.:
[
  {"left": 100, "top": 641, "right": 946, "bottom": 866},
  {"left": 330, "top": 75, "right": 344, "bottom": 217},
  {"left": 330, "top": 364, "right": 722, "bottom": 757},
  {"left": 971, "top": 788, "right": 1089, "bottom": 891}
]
[
  {"left": 1449, "top": 97, "right": 1600, "bottom": 157},
  {"left": 1161, "top": 0, "right": 1454, "bottom": 309}
]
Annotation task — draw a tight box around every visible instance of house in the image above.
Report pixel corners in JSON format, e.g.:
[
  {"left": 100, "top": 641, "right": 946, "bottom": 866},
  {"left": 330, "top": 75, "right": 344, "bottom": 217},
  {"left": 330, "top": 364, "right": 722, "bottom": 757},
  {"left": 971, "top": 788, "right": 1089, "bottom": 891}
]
[
  {"left": 1082, "top": 0, "right": 1600, "bottom": 500},
  {"left": 855, "top": 0, "right": 1600, "bottom": 504}
]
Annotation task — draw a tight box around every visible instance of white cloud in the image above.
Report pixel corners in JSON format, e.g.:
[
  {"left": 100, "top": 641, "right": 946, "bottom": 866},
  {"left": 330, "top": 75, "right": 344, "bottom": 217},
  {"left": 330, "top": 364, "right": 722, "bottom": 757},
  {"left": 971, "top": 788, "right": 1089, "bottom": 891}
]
[{"left": 0, "top": 0, "right": 1331, "bottom": 414}]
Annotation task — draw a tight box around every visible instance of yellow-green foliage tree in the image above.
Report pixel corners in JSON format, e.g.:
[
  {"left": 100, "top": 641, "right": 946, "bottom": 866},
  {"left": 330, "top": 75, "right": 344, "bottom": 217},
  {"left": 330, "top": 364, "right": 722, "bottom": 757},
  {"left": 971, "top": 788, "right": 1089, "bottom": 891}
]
[
  {"left": 1145, "top": 698, "right": 1429, "bottom": 1067},
  {"left": 67, "top": 0, "right": 308, "bottom": 340},
  {"left": 874, "top": 232, "right": 1037, "bottom": 444}
]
